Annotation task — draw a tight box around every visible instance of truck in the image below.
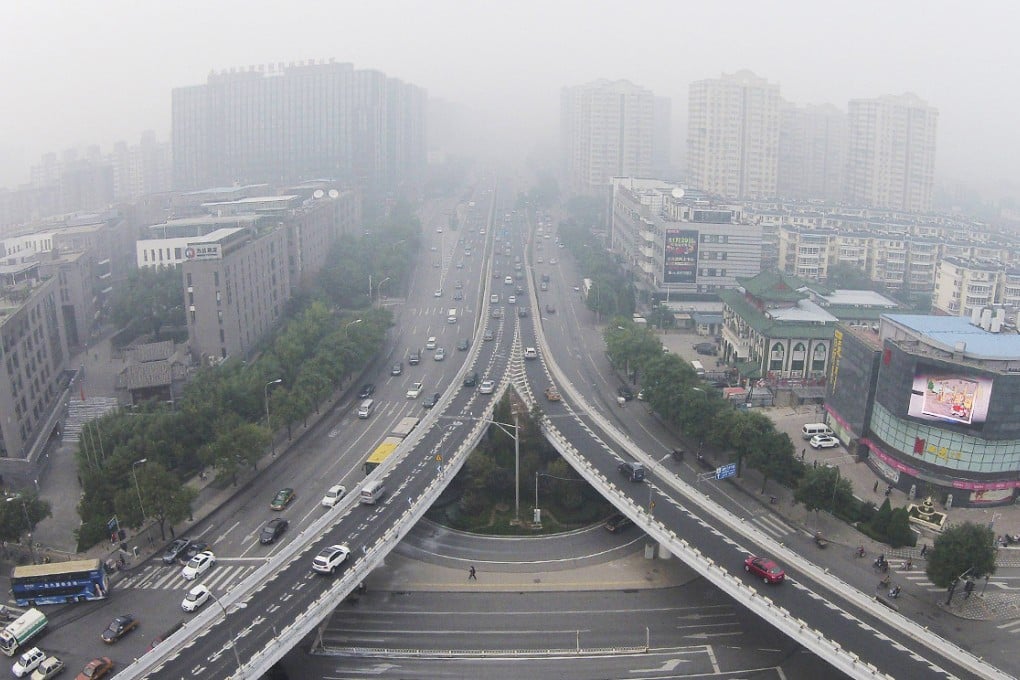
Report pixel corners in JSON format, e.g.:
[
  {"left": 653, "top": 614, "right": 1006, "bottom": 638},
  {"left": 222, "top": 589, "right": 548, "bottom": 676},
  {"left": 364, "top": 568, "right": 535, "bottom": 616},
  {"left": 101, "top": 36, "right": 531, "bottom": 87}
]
[{"left": 0, "top": 609, "right": 46, "bottom": 656}]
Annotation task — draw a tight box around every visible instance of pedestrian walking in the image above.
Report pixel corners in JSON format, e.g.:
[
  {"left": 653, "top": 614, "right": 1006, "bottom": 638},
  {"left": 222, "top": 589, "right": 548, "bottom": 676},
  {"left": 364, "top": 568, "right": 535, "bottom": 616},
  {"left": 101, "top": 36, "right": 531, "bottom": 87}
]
[
  {"left": 801, "top": 448, "right": 806, "bottom": 461},
  {"left": 920, "top": 544, "right": 928, "bottom": 558},
  {"left": 873, "top": 481, "right": 879, "bottom": 493},
  {"left": 468, "top": 566, "right": 477, "bottom": 580}
]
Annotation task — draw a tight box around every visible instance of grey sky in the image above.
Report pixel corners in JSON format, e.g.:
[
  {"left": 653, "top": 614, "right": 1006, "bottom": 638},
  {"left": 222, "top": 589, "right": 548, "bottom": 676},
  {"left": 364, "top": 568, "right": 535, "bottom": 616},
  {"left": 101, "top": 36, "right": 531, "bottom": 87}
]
[{"left": 1, "top": 0, "right": 1015, "bottom": 191}]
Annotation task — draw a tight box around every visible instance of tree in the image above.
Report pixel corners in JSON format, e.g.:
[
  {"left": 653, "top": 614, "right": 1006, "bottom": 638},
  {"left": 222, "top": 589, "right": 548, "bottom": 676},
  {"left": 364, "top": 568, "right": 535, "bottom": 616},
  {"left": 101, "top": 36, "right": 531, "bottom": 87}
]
[
  {"left": 137, "top": 463, "right": 198, "bottom": 540},
  {"left": 0, "top": 494, "right": 51, "bottom": 543},
  {"left": 109, "top": 267, "right": 185, "bottom": 340},
  {"left": 886, "top": 508, "right": 915, "bottom": 548},
  {"left": 794, "top": 466, "right": 851, "bottom": 514},
  {"left": 926, "top": 522, "right": 996, "bottom": 588}
]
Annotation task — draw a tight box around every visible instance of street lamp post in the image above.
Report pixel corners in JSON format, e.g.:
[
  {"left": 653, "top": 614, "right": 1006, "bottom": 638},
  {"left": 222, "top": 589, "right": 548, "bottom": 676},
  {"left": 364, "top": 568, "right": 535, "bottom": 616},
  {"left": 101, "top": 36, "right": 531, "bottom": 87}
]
[
  {"left": 6, "top": 496, "right": 35, "bottom": 563},
  {"left": 131, "top": 459, "right": 148, "bottom": 521},
  {"left": 207, "top": 590, "right": 243, "bottom": 674},
  {"left": 344, "top": 318, "right": 363, "bottom": 338},
  {"left": 444, "top": 412, "right": 520, "bottom": 524},
  {"left": 264, "top": 378, "right": 283, "bottom": 455},
  {"left": 375, "top": 277, "right": 391, "bottom": 306}
]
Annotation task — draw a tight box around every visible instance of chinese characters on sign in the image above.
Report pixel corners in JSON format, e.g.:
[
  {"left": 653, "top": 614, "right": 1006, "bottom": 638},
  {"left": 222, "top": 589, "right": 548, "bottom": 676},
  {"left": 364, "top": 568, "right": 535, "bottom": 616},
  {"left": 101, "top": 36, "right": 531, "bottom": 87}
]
[{"left": 663, "top": 229, "right": 698, "bottom": 284}]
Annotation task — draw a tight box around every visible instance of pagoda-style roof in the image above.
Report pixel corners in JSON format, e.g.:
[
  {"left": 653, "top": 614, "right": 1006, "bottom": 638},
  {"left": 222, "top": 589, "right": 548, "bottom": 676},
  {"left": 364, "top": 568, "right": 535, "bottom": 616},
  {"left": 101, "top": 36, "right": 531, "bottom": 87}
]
[{"left": 736, "top": 270, "right": 830, "bottom": 303}]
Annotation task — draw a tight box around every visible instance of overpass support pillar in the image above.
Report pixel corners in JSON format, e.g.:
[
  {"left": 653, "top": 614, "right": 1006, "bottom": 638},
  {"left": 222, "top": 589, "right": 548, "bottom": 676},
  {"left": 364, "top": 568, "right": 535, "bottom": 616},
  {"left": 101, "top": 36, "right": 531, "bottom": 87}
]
[
  {"left": 644, "top": 542, "right": 656, "bottom": 559},
  {"left": 658, "top": 541, "right": 673, "bottom": 560}
]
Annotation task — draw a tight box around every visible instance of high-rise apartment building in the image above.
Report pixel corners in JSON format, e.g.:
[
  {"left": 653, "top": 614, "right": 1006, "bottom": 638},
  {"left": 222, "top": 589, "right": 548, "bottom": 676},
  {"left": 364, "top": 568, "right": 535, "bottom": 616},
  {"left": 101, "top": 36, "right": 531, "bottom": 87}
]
[
  {"left": 172, "top": 61, "right": 426, "bottom": 205},
  {"left": 560, "top": 79, "right": 656, "bottom": 196},
  {"left": 845, "top": 93, "right": 938, "bottom": 212},
  {"left": 777, "top": 103, "right": 845, "bottom": 202},
  {"left": 687, "top": 70, "right": 780, "bottom": 200}
]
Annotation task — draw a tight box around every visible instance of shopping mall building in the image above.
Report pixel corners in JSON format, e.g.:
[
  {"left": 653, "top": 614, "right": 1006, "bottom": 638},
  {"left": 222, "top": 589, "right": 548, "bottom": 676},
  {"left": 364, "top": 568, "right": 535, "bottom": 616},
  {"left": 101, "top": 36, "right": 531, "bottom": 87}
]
[{"left": 827, "top": 313, "right": 1020, "bottom": 508}]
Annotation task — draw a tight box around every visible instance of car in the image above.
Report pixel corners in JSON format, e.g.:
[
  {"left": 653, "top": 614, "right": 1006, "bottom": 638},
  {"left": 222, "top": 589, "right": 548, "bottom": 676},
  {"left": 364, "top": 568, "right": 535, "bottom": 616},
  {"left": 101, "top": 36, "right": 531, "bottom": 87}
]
[
  {"left": 517, "top": 307, "right": 528, "bottom": 318},
  {"left": 181, "top": 550, "right": 216, "bottom": 580},
  {"left": 463, "top": 371, "right": 479, "bottom": 387},
  {"left": 694, "top": 342, "right": 717, "bottom": 355},
  {"left": 504, "top": 276, "right": 513, "bottom": 285},
  {"left": 312, "top": 544, "right": 351, "bottom": 574},
  {"left": 391, "top": 362, "right": 403, "bottom": 376},
  {"left": 425, "top": 336, "right": 438, "bottom": 350},
  {"left": 260, "top": 517, "right": 289, "bottom": 544},
  {"left": 637, "top": 390, "right": 646, "bottom": 401},
  {"left": 455, "top": 280, "right": 463, "bottom": 289},
  {"left": 456, "top": 261, "right": 464, "bottom": 269},
  {"left": 28, "top": 656, "right": 63, "bottom": 680},
  {"left": 434, "top": 347, "right": 446, "bottom": 361},
  {"left": 100, "top": 615, "right": 137, "bottom": 644},
  {"left": 357, "top": 383, "right": 375, "bottom": 399},
  {"left": 270, "top": 487, "right": 295, "bottom": 511},
  {"left": 321, "top": 484, "right": 347, "bottom": 507},
  {"left": 408, "top": 348, "right": 421, "bottom": 365},
  {"left": 537, "top": 256, "right": 544, "bottom": 263},
  {"left": 436, "top": 226, "right": 443, "bottom": 233},
  {"left": 179, "top": 540, "right": 208, "bottom": 564},
  {"left": 549, "top": 258, "right": 558, "bottom": 264},
  {"left": 508, "top": 295, "right": 516, "bottom": 305},
  {"left": 433, "top": 289, "right": 443, "bottom": 297},
  {"left": 457, "top": 338, "right": 470, "bottom": 351},
  {"left": 464, "top": 250, "right": 472, "bottom": 256},
  {"left": 604, "top": 513, "right": 634, "bottom": 533},
  {"left": 490, "top": 294, "right": 499, "bottom": 304},
  {"left": 810, "top": 435, "right": 840, "bottom": 449},
  {"left": 544, "top": 385, "right": 561, "bottom": 401},
  {"left": 545, "top": 304, "right": 556, "bottom": 314},
  {"left": 744, "top": 555, "right": 785, "bottom": 584},
  {"left": 162, "top": 537, "right": 191, "bottom": 565},
  {"left": 479, "top": 380, "right": 496, "bottom": 395},
  {"left": 406, "top": 381, "right": 424, "bottom": 399},
  {"left": 618, "top": 461, "right": 646, "bottom": 482},
  {"left": 453, "top": 290, "right": 463, "bottom": 300},
  {"left": 181, "top": 584, "right": 211, "bottom": 612},
  {"left": 523, "top": 347, "right": 538, "bottom": 360},
  {"left": 429, "top": 245, "right": 437, "bottom": 251},
  {"left": 432, "top": 260, "right": 440, "bottom": 268},
  {"left": 540, "top": 281, "right": 548, "bottom": 291},
  {"left": 75, "top": 657, "right": 113, "bottom": 680},
  {"left": 12, "top": 647, "right": 45, "bottom": 677},
  {"left": 423, "top": 392, "right": 441, "bottom": 409},
  {"left": 617, "top": 386, "right": 634, "bottom": 401}
]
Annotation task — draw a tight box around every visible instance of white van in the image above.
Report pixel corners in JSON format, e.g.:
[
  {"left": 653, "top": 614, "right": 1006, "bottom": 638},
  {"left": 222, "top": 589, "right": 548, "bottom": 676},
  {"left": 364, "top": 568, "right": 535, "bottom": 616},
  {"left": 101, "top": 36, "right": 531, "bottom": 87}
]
[
  {"left": 802, "top": 423, "right": 834, "bottom": 440},
  {"left": 360, "top": 480, "right": 386, "bottom": 504},
  {"left": 690, "top": 360, "right": 706, "bottom": 377},
  {"left": 357, "top": 399, "right": 374, "bottom": 419},
  {"left": 447, "top": 308, "right": 457, "bottom": 324}
]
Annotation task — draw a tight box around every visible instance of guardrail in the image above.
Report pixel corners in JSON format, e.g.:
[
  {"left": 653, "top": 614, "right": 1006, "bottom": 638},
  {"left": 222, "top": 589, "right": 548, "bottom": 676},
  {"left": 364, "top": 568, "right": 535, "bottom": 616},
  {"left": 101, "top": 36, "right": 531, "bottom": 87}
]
[{"left": 534, "top": 326, "right": 1012, "bottom": 680}]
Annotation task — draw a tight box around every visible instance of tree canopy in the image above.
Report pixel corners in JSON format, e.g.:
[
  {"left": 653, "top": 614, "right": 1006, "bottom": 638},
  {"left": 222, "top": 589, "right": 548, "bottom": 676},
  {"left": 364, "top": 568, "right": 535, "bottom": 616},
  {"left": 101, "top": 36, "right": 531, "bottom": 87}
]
[{"left": 926, "top": 522, "right": 997, "bottom": 587}]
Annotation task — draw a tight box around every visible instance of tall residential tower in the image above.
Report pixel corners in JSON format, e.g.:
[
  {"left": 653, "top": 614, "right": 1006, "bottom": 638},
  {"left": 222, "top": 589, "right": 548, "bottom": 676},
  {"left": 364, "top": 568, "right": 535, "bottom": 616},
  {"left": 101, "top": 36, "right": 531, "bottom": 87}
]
[{"left": 687, "top": 70, "right": 780, "bottom": 200}]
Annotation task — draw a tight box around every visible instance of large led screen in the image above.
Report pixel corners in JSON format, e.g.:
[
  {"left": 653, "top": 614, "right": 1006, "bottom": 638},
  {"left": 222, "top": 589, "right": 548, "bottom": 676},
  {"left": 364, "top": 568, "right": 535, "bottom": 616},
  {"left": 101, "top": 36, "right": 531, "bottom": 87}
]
[
  {"left": 908, "top": 366, "right": 993, "bottom": 427},
  {"left": 663, "top": 229, "right": 698, "bottom": 284}
]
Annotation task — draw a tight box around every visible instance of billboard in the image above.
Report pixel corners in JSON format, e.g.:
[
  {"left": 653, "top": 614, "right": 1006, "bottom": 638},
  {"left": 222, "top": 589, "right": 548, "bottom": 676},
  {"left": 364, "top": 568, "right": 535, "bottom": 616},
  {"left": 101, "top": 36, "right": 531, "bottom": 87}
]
[
  {"left": 663, "top": 229, "right": 698, "bottom": 284},
  {"left": 907, "top": 365, "right": 993, "bottom": 427}
]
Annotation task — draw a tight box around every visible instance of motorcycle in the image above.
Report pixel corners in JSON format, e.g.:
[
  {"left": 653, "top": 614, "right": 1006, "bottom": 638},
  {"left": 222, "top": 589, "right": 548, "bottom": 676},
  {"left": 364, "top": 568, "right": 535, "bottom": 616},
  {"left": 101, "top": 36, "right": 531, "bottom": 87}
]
[{"left": 888, "top": 586, "right": 901, "bottom": 599}]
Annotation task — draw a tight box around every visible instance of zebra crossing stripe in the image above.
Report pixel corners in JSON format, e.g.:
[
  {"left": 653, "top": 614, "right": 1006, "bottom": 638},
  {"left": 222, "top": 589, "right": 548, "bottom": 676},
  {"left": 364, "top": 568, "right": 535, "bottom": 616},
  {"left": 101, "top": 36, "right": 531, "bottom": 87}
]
[{"left": 997, "top": 619, "right": 1020, "bottom": 630}]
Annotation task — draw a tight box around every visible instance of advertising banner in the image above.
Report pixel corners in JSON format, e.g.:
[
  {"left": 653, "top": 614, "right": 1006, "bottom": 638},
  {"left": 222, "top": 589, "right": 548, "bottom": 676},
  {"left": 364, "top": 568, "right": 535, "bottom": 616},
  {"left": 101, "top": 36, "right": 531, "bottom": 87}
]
[{"left": 663, "top": 229, "right": 698, "bottom": 284}]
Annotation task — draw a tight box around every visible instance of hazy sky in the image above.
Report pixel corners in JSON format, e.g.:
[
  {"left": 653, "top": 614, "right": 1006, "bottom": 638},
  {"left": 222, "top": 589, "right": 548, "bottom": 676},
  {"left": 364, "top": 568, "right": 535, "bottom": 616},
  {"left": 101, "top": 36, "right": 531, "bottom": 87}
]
[{"left": 1, "top": 0, "right": 1016, "bottom": 191}]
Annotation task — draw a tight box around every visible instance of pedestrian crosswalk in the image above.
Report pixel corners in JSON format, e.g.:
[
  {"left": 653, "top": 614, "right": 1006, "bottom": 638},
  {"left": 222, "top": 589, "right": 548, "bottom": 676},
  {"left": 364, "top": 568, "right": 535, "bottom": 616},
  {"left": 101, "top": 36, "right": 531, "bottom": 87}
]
[
  {"left": 751, "top": 514, "right": 795, "bottom": 538},
  {"left": 116, "top": 562, "right": 257, "bottom": 592},
  {"left": 899, "top": 571, "right": 939, "bottom": 592}
]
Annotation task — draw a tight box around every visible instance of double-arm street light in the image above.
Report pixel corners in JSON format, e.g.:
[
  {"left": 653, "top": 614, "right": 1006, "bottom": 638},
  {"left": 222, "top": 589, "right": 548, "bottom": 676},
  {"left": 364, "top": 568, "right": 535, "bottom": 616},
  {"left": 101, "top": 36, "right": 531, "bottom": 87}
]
[
  {"left": 132, "top": 459, "right": 148, "bottom": 520},
  {"left": 443, "top": 410, "right": 521, "bottom": 524},
  {"left": 6, "top": 496, "right": 35, "bottom": 563}
]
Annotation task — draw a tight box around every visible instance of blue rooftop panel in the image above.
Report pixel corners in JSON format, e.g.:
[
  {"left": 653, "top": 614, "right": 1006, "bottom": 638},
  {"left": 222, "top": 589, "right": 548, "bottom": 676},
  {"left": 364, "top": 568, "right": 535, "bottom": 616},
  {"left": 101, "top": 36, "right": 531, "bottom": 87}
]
[{"left": 885, "top": 314, "right": 1020, "bottom": 359}]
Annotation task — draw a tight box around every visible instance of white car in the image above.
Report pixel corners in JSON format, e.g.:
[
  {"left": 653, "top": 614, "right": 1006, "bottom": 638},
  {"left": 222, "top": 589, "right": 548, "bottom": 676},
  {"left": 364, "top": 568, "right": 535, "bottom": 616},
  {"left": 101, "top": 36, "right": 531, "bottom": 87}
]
[
  {"left": 504, "top": 276, "right": 513, "bottom": 285},
  {"left": 433, "top": 289, "right": 443, "bottom": 297},
  {"left": 523, "top": 347, "right": 538, "bottom": 360},
  {"left": 312, "top": 544, "right": 351, "bottom": 574},
  {"left": 810, "top": 435, "right": 840, "bottom": 449},
  {"left": 181, "top": 584, "right": 211, "bottom": 612},
  {"left": 425, "top": 336, "right": 438, "bottom": 350},
  {"left": 508, "top": 295, "right": 516, "bottom": 305},
  {"left": 321, "top": 484, "right": 347, "bottom": 508},
  {"left": 28, "top": 656, "right": 63, "bottom": 680},
  {"left": 406, "top": 381, "right": 424, "bottom": 399},
  {"left": 12, "top": 647, "right": 45, "bottom": 677},
  {"left": 549, "top": 258, "right": 557, "bottom": 264},
  {"left": 479, "top": 380, "right": 496, "bottom": 395},
  {"left": 490, "top": 294, "right": 499, "bottom": 304},
  {"left": 181, "top": 550, "right": 216, "bottom": 580}
]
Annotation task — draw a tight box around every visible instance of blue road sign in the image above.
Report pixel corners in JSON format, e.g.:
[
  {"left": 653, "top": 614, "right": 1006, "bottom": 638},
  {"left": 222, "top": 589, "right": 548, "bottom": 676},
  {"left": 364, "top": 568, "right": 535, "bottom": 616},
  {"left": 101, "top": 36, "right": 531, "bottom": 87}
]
[{"left": 716, "top": 463, "right": 737, "bottom": 480}]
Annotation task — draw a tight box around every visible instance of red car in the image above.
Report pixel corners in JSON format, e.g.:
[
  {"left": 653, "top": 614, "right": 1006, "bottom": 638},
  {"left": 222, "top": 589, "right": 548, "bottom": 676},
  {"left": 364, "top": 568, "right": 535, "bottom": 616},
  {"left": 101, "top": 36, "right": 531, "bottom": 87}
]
[
  {"left": 76, "top": 657, "right": 113, "bottom": 680},
  {"left": 744, "top": 555, "right": 785, "bottom": 584}
]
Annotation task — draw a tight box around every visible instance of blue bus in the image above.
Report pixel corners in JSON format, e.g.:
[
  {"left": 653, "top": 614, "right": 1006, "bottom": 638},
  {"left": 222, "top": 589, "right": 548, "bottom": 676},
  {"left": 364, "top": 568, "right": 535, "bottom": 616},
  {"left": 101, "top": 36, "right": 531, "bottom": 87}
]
[{"left": 10, "top": 558, "right": 109, "bottom": 606}]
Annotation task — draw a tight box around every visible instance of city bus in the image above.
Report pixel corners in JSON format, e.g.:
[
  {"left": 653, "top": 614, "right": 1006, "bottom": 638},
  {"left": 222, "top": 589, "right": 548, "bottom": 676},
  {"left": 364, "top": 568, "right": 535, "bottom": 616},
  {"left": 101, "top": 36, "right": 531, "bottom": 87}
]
[
  {"left": 363, "top": 436, "right": 402, "bottom": 475},
  {"left": 10, "top": 558, "right": 109, "bottom": 607},
  {"left": 389, "top": 416, "right": 420, "bottom": 440}
]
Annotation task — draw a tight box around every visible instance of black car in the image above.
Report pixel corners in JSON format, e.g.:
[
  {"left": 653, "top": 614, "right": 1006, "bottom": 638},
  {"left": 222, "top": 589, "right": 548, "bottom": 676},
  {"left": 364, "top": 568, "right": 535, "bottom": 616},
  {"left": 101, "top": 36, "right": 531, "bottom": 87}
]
[
  {"left": 358, "top": 383, "right": 375, "bottom": 399},
  {"left": 260, "top": 517, "right": 289, "bottom": 544},
  {"left": 457, "top": 338, "right": 470, "bottom": 351},
  {"left": 162, "top": 538, "right": 191, "bottom": 565},
  {"left": 604, "top": 513, "right": 634, "bottom": 533},
  {"left": 617, "top": 386, "right": 635, "bottom": 401},
  {"left": 694, "top": 342, "right": 717, "bottom": 356},
  {"left": 180, "top": 541, "right": 209, "bottom": 564},
  {"left": 463, "top": 371, "right": 479, "bottom": 387},
  {"left": 391, "top": 362, "right": 403, "bottom": 376},
  {"left": 101, "top": 614, "right": 138, "bottom": 643},
  {"left": 423, "top": 392, "right": 441, "bottom": 409},
  {"left": 517, "top": 307, "right": 528, "bottom": 318}
]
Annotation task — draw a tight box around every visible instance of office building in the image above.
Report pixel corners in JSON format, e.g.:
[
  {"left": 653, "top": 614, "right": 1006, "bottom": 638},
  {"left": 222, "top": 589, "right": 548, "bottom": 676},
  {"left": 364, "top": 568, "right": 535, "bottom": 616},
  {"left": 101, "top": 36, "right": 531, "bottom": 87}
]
[
  {"left": 171, "top": 61, "right": 426, "bottom": 204},
  {"left": 845, "top": 93, "right": 938, "bottom": 212},
  {"left": 561, "top": 79, "right": 656, "bottom": 196},
  {"left": 687, "top": 70, "right": 780, "bottom": 200}
]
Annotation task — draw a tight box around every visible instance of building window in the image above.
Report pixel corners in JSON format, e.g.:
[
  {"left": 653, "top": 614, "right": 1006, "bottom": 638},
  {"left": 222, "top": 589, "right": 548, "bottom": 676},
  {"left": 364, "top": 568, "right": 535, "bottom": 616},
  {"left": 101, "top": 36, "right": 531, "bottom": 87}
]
[
  {"left": 811, "top": 344, "right": 827, "bottom": 372},
  {"left": 769, "top": 342, "right": 785, "bottom": 371}
]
